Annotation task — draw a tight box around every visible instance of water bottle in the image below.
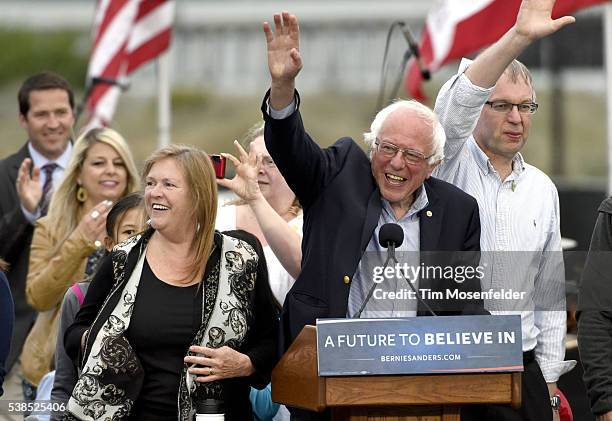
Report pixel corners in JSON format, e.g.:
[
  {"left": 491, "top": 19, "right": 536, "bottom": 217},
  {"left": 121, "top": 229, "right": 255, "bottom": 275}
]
[{"left": 194, "top": 398, "right": 225, "bottom": 420}]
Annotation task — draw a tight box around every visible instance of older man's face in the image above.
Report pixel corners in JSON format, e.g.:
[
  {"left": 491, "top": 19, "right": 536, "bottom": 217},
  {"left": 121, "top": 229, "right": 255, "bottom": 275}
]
[{"left": 370, "top": 108, "right": 437, "bottom": 220}]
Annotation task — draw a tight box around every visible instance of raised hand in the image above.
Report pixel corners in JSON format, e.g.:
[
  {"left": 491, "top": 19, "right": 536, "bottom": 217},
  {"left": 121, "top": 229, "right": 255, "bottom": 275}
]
[
  {"left": 515, "top": 0, "right": 575, "bottom": 42},
  {"left": 263, "top": 12, "right": 302, "bottom": 109},
  {"left": 263, "top": 12, "right": 302, "bottom": 84},
  {"left": 16, "top": 158, "right": 42, "bottom": 213},
  {"left": 464, "top": 0, "right": 575, "bottom": 88},
  {"left": 217, "top": 140, "right": 264, "bottom": 204},
  {"left": 76, "top": 200, "right": 113, "bottom": 244}
]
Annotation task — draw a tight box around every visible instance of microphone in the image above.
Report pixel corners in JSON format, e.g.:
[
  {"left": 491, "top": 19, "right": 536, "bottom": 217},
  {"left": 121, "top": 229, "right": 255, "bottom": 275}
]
[
  {"left": 90, "top": 76, "right": 130, "bottom": 91},
  {"left": 354, "top": 223, "right": 404, "bottom": 318},
  {"left": 398, "top": 22, "right": 431, "bottom": 81},
  {"left": 354, "top": 223, "right": 437, "bottom": 318},
  {"left": 379, "top": 223, "right": 404, "bottom": 264}
]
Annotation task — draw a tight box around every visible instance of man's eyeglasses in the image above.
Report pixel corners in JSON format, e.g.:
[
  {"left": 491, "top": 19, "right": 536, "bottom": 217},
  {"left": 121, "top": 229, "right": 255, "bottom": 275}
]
[
  {"left": 374, "top": 140, "right": 433, "bottom": 165},
  {"left": 485, "top": 101, "right": 538, "bottom": 114}
]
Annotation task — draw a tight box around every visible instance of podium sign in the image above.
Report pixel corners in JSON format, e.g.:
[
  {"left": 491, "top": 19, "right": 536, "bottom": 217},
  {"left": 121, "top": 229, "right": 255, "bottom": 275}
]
[{"left": 316, "top": 315, "right": 522, "bottom": 376}]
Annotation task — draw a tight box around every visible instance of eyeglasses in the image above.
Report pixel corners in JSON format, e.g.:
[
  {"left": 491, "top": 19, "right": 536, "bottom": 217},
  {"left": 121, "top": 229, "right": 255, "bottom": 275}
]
[
  {"left": 485, "top": 101, "right": 538, "bottom": 114},
  {"left": 374, "top": 140, "right": 433, "bottom": 165},
  {"left": 261, "top": 156, "right": 276, "bottom": 168}
]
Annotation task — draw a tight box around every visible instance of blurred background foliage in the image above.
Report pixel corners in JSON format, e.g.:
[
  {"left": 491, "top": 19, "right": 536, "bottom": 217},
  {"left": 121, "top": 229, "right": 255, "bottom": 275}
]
[{"left": 0, "top": 30, "right": 87, "bottom": 87}]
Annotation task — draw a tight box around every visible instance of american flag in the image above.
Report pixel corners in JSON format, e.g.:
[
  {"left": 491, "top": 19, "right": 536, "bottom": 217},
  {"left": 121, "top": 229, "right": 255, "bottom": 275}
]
[
  {"left": 84, "top": 0, "right": 175, "bottom": 128},
  {"left": 405, "top": 0, "right": 609, "bottom": 102}
]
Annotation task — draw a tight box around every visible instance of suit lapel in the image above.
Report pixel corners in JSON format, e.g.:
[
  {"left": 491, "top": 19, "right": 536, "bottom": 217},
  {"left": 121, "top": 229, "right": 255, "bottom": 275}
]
[
  {"left": 360, "top": 187, "right": 382, "bottom": 252},
  {"left": 8, "top": 144, "right": 30, "bottom": 181},
  {"left": 419, "top": 180, "right": 443, "bottom": 252},
  {"left": 418, "top": 181, "right": 444, "bottom": 316}
]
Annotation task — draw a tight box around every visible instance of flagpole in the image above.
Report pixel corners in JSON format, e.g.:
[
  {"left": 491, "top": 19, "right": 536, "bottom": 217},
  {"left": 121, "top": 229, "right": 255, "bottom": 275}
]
[
  {"left": 157, "top": 51, "right": 171, "bottom": 148},
  {"left": 606, "top": 4, "right": 612, "bottom": 194}
]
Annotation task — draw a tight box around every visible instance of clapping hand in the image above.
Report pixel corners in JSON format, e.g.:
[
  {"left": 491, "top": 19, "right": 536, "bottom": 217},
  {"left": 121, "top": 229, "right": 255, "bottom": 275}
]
[{"left": 16, "top": 158, "right": 43, "bottom": 213}]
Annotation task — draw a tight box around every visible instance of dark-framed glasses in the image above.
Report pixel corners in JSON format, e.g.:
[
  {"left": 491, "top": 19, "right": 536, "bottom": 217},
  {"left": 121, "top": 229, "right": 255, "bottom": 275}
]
[
  {"left": 374, "top": 139, "right": 433, "bottom": 165},
  {"left": 485, "top": 101, "right": 538, "bottom": 114}
]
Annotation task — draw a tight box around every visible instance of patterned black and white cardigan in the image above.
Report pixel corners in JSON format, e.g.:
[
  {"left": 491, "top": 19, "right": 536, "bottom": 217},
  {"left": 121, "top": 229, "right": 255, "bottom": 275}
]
[{"left": 62, "top": 228, "right": 279, "bottom": 420}]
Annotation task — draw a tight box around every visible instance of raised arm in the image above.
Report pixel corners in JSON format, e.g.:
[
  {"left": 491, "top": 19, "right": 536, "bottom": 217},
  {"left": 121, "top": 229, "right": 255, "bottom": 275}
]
[
  {"left": 0, "top": 158, "right": 40, "bottom": 258},
  {"left": 26, "top": 202, "right": 111, "bottom": 311},
  {"left": 465, "top": 0, "right": 574, "bottom": 87},
  {"left": 434, "top": 0, "right": 575, "bottom": 179},
  {"left": 26, "top": 219, "right": 97, "bottom": 311},
  {"left": 261, "top": 11, "right": 350, "bottom": 209},
  {"left": 263, "top": 12, "right": 302, "bottom": 110},
  {"left": 218, "top": 141, "right": 302, "bottom": 279}
]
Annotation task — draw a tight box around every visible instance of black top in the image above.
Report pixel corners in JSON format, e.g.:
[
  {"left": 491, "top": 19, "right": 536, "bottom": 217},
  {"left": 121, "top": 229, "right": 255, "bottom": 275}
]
[
  {"left": 577, "top": 197, "right": 612, "bottom": 415},
  {"left": 128, "top": 259, "right": 200, "bottom": 420},
  {"left": 65, "top": 230, "right": 279, "bottom": 421}
]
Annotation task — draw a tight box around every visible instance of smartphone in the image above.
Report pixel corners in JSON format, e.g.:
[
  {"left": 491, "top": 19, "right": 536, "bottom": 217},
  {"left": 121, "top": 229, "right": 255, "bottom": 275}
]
[{"left": 209, "top": 154, "right": 226, "bottom": 179}]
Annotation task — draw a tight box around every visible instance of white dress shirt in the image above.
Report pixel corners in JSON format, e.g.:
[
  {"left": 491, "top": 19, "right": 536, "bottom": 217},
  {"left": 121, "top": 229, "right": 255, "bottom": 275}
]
[
  {"left": 21, "top": 141, "right": 72, "bottom": 223},
  {"left": 433, "top": 59, "right": 575, "bottom": 382}
]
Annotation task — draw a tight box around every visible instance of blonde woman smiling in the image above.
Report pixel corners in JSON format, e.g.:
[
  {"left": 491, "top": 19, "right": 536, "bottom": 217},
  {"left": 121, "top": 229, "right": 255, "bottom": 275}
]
[{"left": 20, "top": 127, "right": 139, "bottom": 396}]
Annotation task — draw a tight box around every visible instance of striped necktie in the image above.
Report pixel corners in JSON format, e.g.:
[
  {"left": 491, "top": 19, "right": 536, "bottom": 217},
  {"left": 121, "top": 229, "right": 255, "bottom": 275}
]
[{"left": 40, "top": 163, "right": 58, "bottom": 216}]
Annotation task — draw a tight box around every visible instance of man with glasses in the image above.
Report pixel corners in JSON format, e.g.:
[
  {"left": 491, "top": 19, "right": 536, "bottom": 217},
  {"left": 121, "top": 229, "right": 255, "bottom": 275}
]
[
  {"left": 433, "top": 1, "right": 575, "bottom": 420},
  {"left": 261, "top": 12, "right": 486, "bottom": 419}
]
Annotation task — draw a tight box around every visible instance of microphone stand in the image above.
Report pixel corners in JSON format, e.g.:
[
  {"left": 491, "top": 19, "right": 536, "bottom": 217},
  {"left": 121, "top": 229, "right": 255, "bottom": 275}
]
[
  {"left": 354, "top": 242, "right": 437, "bottom": 318},
  {"left": 389, "top": 50, "right": 412, "bottom": 106}
]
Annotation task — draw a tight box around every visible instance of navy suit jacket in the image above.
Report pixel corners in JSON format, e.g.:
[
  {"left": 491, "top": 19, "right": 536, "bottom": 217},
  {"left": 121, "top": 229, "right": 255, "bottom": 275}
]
[{"left": 262, "top": 94, "right": 484, "bottom": 348}]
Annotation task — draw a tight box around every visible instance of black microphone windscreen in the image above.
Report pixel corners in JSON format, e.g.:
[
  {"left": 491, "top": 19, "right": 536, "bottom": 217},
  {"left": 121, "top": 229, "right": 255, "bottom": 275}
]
[{"left": 379, "top": 223, "right": 404, "bottom": 248}]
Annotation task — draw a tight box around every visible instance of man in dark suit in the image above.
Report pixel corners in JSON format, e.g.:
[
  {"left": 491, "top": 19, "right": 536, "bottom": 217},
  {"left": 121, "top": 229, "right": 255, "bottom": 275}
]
[
  {"left": 0, "top": 72, "right": 74, "bottom": 388},
  {"left": 261, "top": 13, "right": 483, "bottom": 355}
]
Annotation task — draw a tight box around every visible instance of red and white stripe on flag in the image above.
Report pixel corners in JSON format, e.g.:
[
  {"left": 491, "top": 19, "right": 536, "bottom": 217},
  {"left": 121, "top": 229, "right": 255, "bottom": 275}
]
[
  {"left": 85, "top": 0, "right": 175, "bottom": 128},
  {"left": 405, "top": 0, "right": 609, "bottom": 102}
]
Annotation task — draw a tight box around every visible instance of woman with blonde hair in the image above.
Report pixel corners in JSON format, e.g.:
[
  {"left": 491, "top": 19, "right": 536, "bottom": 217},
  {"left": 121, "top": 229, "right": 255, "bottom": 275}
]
[
  {"left": 64, "top": 144, "right": 279, "bottom": 420},
  {"left": 20, "top": 127, "right": 139, "bottom": 399}
]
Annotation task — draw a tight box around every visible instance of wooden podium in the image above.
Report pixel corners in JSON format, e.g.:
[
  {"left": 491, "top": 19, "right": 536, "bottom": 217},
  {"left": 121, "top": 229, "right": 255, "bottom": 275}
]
[{"left": 272, "top": 325, "right": 521, "bottom": 421}]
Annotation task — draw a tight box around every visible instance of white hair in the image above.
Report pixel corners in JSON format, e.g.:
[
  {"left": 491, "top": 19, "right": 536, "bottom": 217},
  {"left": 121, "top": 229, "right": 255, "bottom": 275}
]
[{"left": 363, "top": 99, "right": 445, "bottom": 165}]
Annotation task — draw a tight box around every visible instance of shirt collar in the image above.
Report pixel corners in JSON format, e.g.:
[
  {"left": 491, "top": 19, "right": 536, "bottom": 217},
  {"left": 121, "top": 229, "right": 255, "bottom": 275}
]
[
  {"left": 468, "top": 137, "right": 525, "bottom": 177},
  {"left": 381, "top": 185, "right": 429, "bottom": 222},
  {"left": 28, "top": 141, "right": 72, "bottom": 170},
  {"left": 511, "top": 152, "right": 526, "bottom": 175}
]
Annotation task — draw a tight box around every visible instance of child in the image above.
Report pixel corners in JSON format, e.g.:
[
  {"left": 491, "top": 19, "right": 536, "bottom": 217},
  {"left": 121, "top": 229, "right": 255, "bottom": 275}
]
[{"left": 49, "top": 192, "right": 144, "bottom": 420}]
